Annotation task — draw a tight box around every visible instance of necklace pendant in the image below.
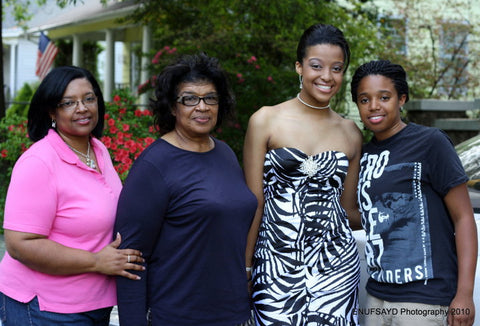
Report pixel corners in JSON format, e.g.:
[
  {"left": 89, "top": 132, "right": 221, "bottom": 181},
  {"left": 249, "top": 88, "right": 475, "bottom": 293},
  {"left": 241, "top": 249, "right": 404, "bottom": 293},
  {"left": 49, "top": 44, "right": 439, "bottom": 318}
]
[{"left": 87, "top": 159, "right": 96, "bottom": 169}]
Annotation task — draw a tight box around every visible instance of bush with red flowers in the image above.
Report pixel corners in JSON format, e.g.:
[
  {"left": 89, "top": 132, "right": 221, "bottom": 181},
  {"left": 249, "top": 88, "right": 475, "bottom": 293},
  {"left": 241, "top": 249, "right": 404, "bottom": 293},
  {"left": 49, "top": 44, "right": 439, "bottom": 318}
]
[{"left": 101, "top": 88, "right": 157, "bottom": 181}]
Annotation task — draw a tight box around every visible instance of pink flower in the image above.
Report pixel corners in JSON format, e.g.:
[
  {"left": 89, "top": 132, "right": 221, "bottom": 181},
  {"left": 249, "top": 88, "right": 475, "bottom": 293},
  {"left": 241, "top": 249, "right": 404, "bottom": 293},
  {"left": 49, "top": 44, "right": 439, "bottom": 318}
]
[{"left": 247, "top": 56, "right": 257, "bottom": 63}]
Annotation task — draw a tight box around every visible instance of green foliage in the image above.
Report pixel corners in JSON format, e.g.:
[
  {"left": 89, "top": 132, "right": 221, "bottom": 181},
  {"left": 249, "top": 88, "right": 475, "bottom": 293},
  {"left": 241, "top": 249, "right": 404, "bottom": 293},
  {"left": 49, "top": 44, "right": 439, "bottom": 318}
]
[
  {"left": 4, "top": 0, "right": 108, "bottom": 29},
  {"left": 0, "top": 114, "right": 33, "bottom": 228},
  {"left": 6, "top": 83, "right": 36, "bottom": 118},
  {"left": 130, "top": 0, "right": 382, "bottom": 160}
]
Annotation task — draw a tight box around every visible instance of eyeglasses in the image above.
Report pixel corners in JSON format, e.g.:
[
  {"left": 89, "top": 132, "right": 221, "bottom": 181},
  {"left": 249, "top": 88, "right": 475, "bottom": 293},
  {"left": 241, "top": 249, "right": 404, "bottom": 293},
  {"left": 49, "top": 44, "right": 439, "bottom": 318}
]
[
  {"left": 176, "top": 94, "right": 219, "bottom": 106},
  {"left": 57, "top": 95, "right": 98, "bottom": 111}
]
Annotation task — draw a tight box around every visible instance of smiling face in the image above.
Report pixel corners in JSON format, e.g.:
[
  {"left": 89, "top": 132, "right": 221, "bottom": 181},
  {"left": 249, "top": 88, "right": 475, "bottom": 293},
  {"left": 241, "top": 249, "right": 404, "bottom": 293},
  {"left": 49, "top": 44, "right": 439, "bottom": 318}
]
[
  {"left": 356, "top": 74, "right": 407, "bottom": 141},
  {"left": 172, "top": 81, "right": 219, "bottom": 140},
  {"left": 50, "top": 78, "right": 99, "bottom": 145},
  {"left": 295, "top": 43, "right": 345, "bottom": 108}
]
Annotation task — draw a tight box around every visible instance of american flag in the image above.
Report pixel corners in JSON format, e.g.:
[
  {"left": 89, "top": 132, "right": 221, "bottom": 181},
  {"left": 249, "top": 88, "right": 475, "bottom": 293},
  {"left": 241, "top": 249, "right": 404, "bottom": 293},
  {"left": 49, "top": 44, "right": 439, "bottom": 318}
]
[{"left": 35, "top": 32, "right": 59, "bottom": 80}]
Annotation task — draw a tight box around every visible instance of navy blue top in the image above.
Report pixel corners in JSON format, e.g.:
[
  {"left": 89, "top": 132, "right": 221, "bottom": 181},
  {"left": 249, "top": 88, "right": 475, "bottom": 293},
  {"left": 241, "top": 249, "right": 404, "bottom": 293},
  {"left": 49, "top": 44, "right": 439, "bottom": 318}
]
[
  {"left": 358, "top": 123, "right": 468, "bottom": 306},
  {"left": 115, "top": 138, "right": 257, "bottom": 326}
]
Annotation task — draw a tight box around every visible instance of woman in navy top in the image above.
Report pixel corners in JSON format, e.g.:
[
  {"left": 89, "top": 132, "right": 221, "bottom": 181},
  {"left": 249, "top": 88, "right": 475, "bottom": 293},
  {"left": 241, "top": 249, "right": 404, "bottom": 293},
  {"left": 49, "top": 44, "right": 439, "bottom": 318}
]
[{"left": 114, "top": 53, "right": 257, "bottom": 326}]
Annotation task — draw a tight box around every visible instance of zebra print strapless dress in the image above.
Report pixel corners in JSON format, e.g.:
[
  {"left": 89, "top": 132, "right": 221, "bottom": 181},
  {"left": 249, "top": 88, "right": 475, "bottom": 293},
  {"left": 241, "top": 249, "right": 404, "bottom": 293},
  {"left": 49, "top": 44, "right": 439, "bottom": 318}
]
[{"left": 252, "top": 148, "right": 360, "bottom": 326}]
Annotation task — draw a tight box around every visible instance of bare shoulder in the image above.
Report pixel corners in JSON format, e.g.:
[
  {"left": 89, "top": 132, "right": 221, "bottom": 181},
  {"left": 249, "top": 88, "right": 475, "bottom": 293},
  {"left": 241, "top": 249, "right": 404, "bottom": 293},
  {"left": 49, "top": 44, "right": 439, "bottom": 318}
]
[
  {"left": 248, "top": 101, "right": 289, "bottom": 128},
  {"left": 338, "top": 116, "right": 363, "bottom": 142}
]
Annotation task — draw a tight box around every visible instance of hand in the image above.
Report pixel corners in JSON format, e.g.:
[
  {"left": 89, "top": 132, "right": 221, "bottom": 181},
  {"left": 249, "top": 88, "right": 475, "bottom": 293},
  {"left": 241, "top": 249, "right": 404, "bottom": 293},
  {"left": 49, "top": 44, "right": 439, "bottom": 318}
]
[
  {"left": 93, "top": 233, "right": 145, "bottom": 280},
  {"left": 247, "top": 269, "right": 253, "bottom": 297},
  {"left": 447, "top": 294, "right": 475, "bottom": 326}
]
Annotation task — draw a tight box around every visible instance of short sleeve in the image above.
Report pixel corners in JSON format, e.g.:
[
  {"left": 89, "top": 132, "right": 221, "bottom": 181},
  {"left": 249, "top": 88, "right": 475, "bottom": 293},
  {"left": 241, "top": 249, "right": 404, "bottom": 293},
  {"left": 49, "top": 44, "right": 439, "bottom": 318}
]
[
  {"left": 4, "top": 155, "right": 57, "bottom": 235},
  {"left": 427, "top": 129, "right": 468, "bottom": 197}
]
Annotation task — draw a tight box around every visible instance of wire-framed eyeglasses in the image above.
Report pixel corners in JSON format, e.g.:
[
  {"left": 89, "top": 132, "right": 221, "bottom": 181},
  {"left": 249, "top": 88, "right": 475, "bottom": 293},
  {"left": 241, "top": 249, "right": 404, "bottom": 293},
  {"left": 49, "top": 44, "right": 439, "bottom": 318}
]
[
  {"left": 176, "top": 94, "right": 219, "bottom": 106},
  {"left": 57, "top": 95, "right": 98, "bottom": 111}
]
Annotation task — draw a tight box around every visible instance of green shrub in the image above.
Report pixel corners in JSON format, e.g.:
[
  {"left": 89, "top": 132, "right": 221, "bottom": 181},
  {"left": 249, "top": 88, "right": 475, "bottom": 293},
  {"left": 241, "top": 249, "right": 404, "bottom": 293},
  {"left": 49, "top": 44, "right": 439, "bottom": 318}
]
[{"left": 6, "top": 83, "right": 36, "bottom": 118}]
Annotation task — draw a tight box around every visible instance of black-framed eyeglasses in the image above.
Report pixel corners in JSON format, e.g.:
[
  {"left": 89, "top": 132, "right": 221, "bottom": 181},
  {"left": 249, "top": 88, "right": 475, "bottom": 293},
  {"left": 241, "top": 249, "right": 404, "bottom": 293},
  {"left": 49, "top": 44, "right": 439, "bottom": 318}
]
[
  {"left": 176, "top": 94, "right": 219, "bottom": 106},
  {"left": 57, "top": 95, "right": 98, "bottom": 111}
]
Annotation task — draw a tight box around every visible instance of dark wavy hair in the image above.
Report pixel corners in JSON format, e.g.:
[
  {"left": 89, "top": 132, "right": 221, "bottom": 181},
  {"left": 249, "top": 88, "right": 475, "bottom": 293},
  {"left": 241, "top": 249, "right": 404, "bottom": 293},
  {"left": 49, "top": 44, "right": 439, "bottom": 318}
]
[
  {"left": 150, "top": 52, "right": 235, "bottom": 135},
  {"left": 350, "top": 60, "right": 410, "bottom": 103},
  {"left": 27, "top": 66, "right": 106, "bottom": 142},
  {"left": 296, "top": 23, "right": 351, "bottom": 72}
]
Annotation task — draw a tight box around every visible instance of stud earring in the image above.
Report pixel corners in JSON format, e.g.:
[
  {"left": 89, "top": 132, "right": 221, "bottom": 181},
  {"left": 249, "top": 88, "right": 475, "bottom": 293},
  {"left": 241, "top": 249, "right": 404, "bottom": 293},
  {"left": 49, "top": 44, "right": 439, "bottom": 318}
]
[
  {"left": 51, "top": 119, "right": 56, "bottom": 128},
  {"left": 298, "top": 75, "right": 303, "bottom": 89}
]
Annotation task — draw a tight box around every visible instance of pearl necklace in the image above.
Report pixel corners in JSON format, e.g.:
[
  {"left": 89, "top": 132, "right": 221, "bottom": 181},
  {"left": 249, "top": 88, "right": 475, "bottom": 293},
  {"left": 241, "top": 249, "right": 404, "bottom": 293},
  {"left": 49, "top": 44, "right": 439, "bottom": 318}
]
[
  {"left": 296, "top": 93, "right": 330, "bottom": 110},
  {"left": 68, "top": 142, "right": 97, "bottom": 169}
]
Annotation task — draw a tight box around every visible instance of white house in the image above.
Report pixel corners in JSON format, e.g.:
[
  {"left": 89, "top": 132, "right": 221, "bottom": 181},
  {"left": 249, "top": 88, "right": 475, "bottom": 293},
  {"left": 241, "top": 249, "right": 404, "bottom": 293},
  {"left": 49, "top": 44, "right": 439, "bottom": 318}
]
[{"left": 2, "top": 0, "right": 152, "bottom": 104}]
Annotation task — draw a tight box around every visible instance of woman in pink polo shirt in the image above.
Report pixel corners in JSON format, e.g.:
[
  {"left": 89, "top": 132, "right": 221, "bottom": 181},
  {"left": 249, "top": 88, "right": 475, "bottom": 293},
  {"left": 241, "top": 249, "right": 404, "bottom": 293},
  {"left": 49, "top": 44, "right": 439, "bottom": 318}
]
[{"left": 0, "top": 66, "right": 144, "bottom": 325}]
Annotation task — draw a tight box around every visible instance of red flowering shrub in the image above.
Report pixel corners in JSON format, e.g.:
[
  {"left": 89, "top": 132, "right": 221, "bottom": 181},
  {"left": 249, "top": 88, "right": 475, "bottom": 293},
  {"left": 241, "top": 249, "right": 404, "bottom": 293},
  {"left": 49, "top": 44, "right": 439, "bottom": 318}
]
[
  {"left": 0, "top": 115, "right": 33, "bottom": 228},
  {"left": 102, "top": 89, "right": 157, "bottom": 181}
]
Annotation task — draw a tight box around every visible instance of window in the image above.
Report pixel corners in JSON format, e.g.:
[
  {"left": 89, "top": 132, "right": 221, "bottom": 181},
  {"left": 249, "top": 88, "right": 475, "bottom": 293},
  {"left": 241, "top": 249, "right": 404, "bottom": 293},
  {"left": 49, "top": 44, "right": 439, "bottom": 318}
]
[
  {"left": 378, "top": 16, "right": 407, "bottom": 55},
  {"left": 438, "top": 21, "right": 469, "bottom": 97}
]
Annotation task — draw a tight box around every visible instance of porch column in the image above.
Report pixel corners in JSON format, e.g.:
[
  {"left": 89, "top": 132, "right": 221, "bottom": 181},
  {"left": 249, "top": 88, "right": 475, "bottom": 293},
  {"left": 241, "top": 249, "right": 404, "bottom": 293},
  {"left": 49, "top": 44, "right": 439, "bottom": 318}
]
[
  {"left": 140, "top": 25, "right": 152, "bottom": 106},
  {"left": 72, "top": 34, "right": 83, "bottom": 67},
  {"left": 9, "top": 43, "right": 18, "bottom": 100},
  {"left": 104, "top": 29, "right": 115, "bottom": 102}
]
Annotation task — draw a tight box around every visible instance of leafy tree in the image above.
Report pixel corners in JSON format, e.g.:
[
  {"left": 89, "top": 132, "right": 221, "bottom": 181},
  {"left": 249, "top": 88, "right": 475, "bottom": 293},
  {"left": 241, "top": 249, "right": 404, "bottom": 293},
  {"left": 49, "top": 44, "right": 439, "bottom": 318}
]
[
  {"left": 128, "top": 0, "right": 382, "bottom": 156},
  {"left": 365, "top": 0, "right": 479, "bottom": 100}
]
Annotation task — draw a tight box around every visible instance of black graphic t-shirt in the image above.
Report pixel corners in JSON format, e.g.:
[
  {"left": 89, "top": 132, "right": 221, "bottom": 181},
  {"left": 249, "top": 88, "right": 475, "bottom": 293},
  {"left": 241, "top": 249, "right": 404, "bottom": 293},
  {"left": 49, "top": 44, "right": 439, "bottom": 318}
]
[{"left": 358, "top": 123, "right": 468, "bottom": 305}]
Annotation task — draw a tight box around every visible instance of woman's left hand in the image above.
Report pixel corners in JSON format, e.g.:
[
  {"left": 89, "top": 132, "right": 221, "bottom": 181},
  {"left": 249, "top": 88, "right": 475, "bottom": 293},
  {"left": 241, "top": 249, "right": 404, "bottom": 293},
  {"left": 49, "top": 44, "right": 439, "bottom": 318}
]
[{"left": 93, "top": 233, "right": 145, "bottom": 280}]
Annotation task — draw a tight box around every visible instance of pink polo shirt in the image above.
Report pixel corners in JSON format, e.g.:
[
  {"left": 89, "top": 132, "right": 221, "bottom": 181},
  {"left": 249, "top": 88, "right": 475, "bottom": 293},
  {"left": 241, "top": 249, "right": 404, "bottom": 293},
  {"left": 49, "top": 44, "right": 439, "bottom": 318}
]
[{"left": 0, "top": 129, "right": 122, "bottom": 313}]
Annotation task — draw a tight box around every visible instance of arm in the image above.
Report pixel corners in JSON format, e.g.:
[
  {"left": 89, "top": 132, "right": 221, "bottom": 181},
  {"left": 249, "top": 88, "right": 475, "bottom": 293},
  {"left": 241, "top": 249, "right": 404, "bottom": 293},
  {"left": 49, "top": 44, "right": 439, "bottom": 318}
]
[
  {"left": 115, "top": 157, "right": 168, "bottom": 326},
  {"left": 5, "top": 231, "right": 143, "bottom": 279},
  {"left": 340, "top": 122, "right": 363, "bottom": 230},
  {"left": 243, "top": 109, "right": 270, "bottom": 277},
  {"left": 444, "top": 183, "right": 477, "bottom": 326}
]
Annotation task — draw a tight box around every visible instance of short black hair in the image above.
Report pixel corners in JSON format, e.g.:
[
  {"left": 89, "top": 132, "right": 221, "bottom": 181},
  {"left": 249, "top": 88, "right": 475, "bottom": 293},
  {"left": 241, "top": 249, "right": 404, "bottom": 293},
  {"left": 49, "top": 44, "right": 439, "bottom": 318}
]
[
  {"left": 28, "top": 66, "right": 105, "bottom": 142},
  {"left": 296, "top": 23, "right": 351, "bottom": 72},
  {"left": 150, "top": 52, "right": 235, "bottom": 135},
  {"left": 350, "top": 60, "right": 410, "bottom": 103}
]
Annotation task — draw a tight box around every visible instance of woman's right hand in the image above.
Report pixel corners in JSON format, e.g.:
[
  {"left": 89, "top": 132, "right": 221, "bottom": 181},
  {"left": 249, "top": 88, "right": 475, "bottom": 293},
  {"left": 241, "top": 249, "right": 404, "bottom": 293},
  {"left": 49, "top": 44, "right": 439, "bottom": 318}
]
[{"left": 93, "top": 232, "right": 145, "bottom": 280}]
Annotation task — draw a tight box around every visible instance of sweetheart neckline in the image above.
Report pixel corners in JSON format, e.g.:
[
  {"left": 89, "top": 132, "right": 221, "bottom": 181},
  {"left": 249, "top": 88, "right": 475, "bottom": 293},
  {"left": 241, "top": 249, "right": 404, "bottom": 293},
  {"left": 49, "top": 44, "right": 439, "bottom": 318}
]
[{"left": 267, "top": 147, "right": 347, "bottom": 159}]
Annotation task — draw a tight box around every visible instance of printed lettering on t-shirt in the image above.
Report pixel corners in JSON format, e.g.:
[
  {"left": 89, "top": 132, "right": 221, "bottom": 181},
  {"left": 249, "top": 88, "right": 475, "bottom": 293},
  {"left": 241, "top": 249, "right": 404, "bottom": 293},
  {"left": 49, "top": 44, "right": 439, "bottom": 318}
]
[{"left": 358, "top": 150, "right": 433, "bottom": 284}]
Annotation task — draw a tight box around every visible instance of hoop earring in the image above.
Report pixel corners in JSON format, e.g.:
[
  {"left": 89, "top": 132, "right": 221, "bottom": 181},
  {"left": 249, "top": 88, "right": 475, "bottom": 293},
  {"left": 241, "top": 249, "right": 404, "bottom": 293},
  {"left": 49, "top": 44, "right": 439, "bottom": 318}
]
[
  {"left": 51, "top": 119, "right": 56, "bottom": 128},
  {"left": 299, "top": 75, "right": 303, "bottom": 89}
]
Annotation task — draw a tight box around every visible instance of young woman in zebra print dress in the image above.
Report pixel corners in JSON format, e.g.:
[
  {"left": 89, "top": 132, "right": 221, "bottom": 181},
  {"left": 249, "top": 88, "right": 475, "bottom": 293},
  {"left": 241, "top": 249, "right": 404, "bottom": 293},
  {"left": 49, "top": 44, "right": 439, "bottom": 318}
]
[{"left": 243, "top": 23, "right": 363, "bottom": 326}]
